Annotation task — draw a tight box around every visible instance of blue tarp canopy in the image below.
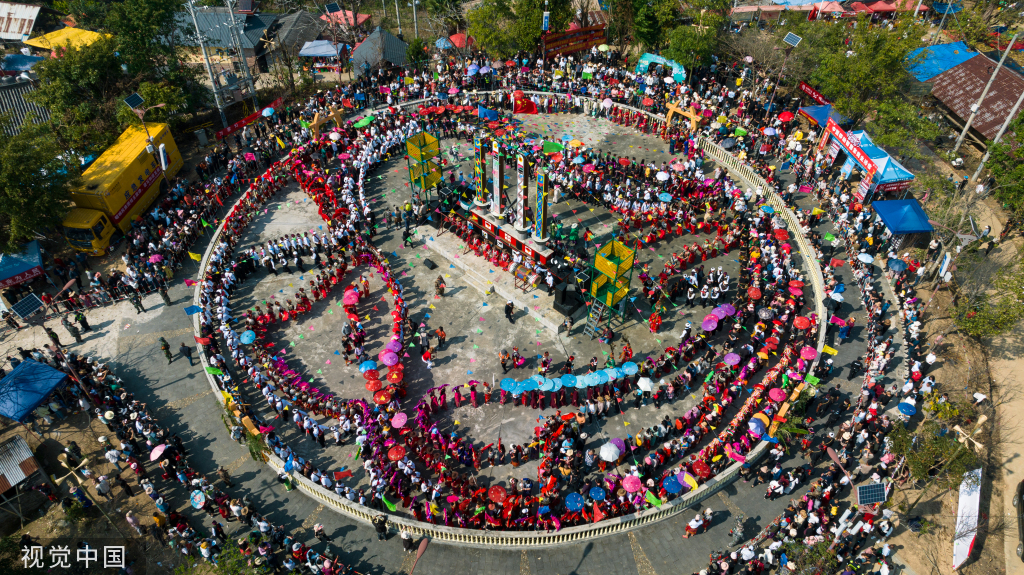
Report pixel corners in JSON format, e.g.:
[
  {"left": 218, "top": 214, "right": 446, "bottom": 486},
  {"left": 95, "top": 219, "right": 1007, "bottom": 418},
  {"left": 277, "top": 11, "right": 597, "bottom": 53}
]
[
  {"left": 299, "top": 40, "right": 341, "bottom": 57},
  {"left": 798, "top": 105, "right": 850, "bottom": 127},
  {"left": 873, "top": 200, "right": 934, "bottom": 234},
  {"left": 0, "top": 361, "right": 70, "bottom": 423},
  {"left": 851, "top": 131, "right": 916, "bottom": 185},
  {"left": 931, "top": 2, "right": 963, "bottom": 13},
  {"left": 1, "top": 54, "right": 44, "bottom": 72},
  {"left": 906, "top": 41, "right": 977, "bottom": 82},
  {"left": 0, "top": 241, "right": 44, "bottom": 288}
]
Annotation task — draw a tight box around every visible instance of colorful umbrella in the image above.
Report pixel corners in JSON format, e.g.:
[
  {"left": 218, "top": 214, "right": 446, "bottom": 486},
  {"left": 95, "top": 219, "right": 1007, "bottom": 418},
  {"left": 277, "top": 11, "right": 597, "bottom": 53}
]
[
  {"left": 723, "top": 353, "right": 741, "bottom": 366},
  {"left": 793, "top": 316, "right": 811, "bottom": 329},
  {"left": 363, "top": 369, "right": 379, "bottom": 381},
  {"left": 489, "top": 485, "right": 507, "bottom": 503},
  {"left": 359, "top": 360, "right": 377, "bottom": 373},
  {"left": 800, "top": 346, "right": 818, "bottom": 360},
  {"left": 692, "top": 460, "right": 711, "bottom": 478},
  {"left": 748, "top": 287, "right": 762, "bottom": 300},
  {"left": 373, "top": 390, "right": 391, "bottom": 405},
  {"left": 386, "top": 371, "right": 404, "bottom": 384},
  {"left": 391, "top": 412, "right": 408, "bottom": 428},
  {"left": 768, "top": 388, "right": 788, "bottom": 402},
  {"left": 701, "top": 318, "right": 718, "bottom": 331},
  {"left": 589, "top": 487, "right": 606, "bottom": 500},
  {"left": 365, "top": 379, "right": 383, "bottom": 392},
  {"left": 388, "top": 445, "right": 406, "bottom": 461},
  {"left": 381, "top": 352, "right": 400, "bottom": 366},
  {"left": 623, "top": 476, "right": 642, "bottom": 492}
]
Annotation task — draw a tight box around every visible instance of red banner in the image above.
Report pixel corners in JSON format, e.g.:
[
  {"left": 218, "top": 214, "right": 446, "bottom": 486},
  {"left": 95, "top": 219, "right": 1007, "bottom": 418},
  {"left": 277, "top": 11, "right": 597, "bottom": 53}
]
[
  {"left": 799, "top": 81, "right": 830, "bottom": 105},
  {"left": 113, "top": 167, "right": 163, "bottom": 224},
  {"left": 543, "top": 22, "right": 607, "bottom": 58},
  {"left": 0, "top": 266, "right": 43, "bottom": 289},
  {"left": 215, "top": 97, "right": 284, "bottom": 140},
  {"left": 824, "top": 118, "right": 876, "bottom": 183}
]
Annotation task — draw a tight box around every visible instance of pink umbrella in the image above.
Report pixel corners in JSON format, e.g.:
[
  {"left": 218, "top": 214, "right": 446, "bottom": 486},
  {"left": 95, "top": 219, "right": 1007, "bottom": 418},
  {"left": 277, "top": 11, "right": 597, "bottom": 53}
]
[
  {"left": 788, "top": 286, "right": 802, "bottom": 296},
  {"left": 800, "top": 346, "right": 818, "bottom": 360},
  {"left": 392, "top": 412, "right": 408, "bottom": 428},
  {"left": 711, "top": 307, "right": 728, "bottom": 320},
  {"left": 769, "top": 388, "right": 787, "bottom": 402},
  {"left": 385, "top": 340, "right": 403, "bottom": 353},
  {"left": 149, "top": 444, "right": 167, "bottom": 461},
  {"left": 671, "top": 163, "right": 686, "bottom": 172},
  {"left": 704, "top": 314, "right": 719, "bottom": 323},
  {"left": 343, "top": 289, "right": 360, "bottom": 305},
  {"left": 623, "top": 476, "right": 642, "bottom": 493},
  {"left": 723, "top": 353, "right": 741, "bottom": 366},
  {"left": 582, "top": 164, "right": 595, "bottom": 173},
  {"left": 720, "top": 303, "right": 736, "bottom": 316},
  {"left": 701, "top": 318, "right": 718, "bottom": 331},
  {"left": 339, "top": 153, "right": 351, "bottom": 159},
  {"left": 829, "top": 316, "right": 846, "bottom": 326},
  {"left": 381, "top": 351, "right": 400, "bottom": 366},
  {"left": 610, "top": 437, "right": 626, "bottom": 452},
  {"left": 148, "top": 254, "right": 164, "bottom": 263},
  {"left": 447, "top": 87, "right": 459, "bottom": 94}
]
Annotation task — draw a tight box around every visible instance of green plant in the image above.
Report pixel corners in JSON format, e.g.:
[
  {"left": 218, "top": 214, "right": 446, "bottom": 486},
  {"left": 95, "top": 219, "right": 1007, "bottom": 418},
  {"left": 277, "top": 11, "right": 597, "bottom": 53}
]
[
  {"left": 245, "top": 430, "right": 268, "bottom": 463},
  {"left": 63, "top": 500, "right": 87, "bottom": 523}
]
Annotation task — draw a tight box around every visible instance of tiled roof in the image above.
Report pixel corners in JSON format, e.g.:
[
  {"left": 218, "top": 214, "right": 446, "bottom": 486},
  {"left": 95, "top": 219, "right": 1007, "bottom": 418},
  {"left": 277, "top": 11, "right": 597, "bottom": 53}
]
[
  {"left": 930, "top": 53, "right": 1024, "bottom": 141},
  {"left": 175, "top": 8, "right": 277, "bottom": 50},
  {"left": 0, "top": 76, "right": 49, "bottom": 136}
]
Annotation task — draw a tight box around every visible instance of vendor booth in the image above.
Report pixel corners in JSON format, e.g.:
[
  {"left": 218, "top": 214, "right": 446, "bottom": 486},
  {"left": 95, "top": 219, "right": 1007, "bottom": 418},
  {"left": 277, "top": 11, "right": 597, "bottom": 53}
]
[
  {"left": 817, "top": 118, "right": 915, "bottom": 201},
  {"left": 798, "top": 104, "right": 850, "bottom": 127},
  {"left": 0, "top": 360, "right": 71, "bottom": 423},
  {"left": 0, "top": 240, "right": 45, "bottom": 289},
  {"left": 872, "top": 199, "right": 934, "bottom": 250}
]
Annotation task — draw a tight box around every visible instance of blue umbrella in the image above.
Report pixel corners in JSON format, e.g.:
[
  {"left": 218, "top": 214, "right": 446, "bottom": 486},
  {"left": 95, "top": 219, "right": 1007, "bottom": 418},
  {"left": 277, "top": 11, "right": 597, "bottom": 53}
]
[
  {"left": 538, "top": 506, "right": 550, "bottom": 515},
  {"left": 590, "top": 371, "right": 608, "bottom": 386},
  {"left": 561, "top": 134, "right": 572, "bottom": 141},
  {"left": 240, "top": 330, "right": 256, "bottom": 344},
  {"left": 435, "top": 38, "right": 455, "bottom": 49},
  {"left": 261, "top": 107, "right": 274, "bottom": 117},
  {"left": 603, "top": 368, "right": 621, "bottom": 381},
  {"left": 761, "top": 205, "right": 775, "bottom": 214},
  {"left": 551, "top": 378, "right": 563, "bottom": 392},
  {"left": 589, "top": 487, "right": 606, "bottom": 501},
  {"left": 898, "top": 402, "right": 917, "bottom": 416},
  {"left": 572, "top": 155, "right": 585, "bottom": 164},
  {"left": 539, "top": 378, "right": 555, "bottom": 392},
  {"left": 888, "top": 259, "right": 908, "bottom": 273},
  {"left": 620, "top": 362, "right": 639, "bottom": 376},
  {"left": 663, "top": 476, "right": 682, "bottom": 494},
  {"left": 359, "top": 360, "right": 377, "bottom": 373},
  {"left": 520, "top": 376, "right": 541, "bottom": 392},
  {"left": 658, "top": 192, "right": 673, "bottom": 202},
  {"left": 480, "top": 66, "right": 492, "bottom": 73},
  {"left": 468, "top": 65, "right": 479, "bottom": 76},
  {"left": 500, "top": 377, "right": 518, "bottom": 391},
  {"left": 566, "top": 492, "right": 584, "bottom": 511},
  {"left": 561, "top": 374, "right": 578, "bottom": 388}
]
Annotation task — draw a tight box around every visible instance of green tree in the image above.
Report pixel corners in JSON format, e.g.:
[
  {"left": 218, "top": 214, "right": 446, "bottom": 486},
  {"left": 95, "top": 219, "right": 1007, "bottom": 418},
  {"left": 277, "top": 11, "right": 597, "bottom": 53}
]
[
  {"left": 863, "top": 98, "right": 939, "bottom": 160},
  {"left": 808, "top": 14, "right": 925, "bottom": 130},
  {"left": 466, "top": 0, "right": 517, "bottom": 57},
  {"left": 406, "top": 37, "right": 430, "bottom": 69},
  {"left": 510, "top": 0, "right": 572, "bottom": 53},
  {"left": 663, "top": 13, "right": 725, "bottom": 71},
  {"left": 26, "top": 36, "right": 126, "bottom": 154},
  {"left": 888, "top": 415, "right": 983, "bottom": 516},
  {"left": 114, "top": 81, "right": 188, "bottom": 131},
  {"left": 633, "top": 1, "right": 662, "bottom": 50},
  {"left": 425, "top": 0, "right": 464, "bottom": 33},
  {"left": 0, "top": 115, "right": 77, "bottom": 253},
  {"left": 985, "top": 114, "right": 1024, "bottom": 210},
  {"left": 950, "top": 249, "right": 1024, "bottom": 339}
]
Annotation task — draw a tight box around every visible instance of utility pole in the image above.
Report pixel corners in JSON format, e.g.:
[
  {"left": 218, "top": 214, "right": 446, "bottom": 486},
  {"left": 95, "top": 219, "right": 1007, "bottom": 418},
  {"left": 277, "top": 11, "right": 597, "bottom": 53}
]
[
  {"left": 184, "top": 0, "right": 229, "bottom": 129},
  {"left": 395, "top": 0, "right": 402, "bottom": 36},
  {"left": 969, "top": 86, "right": 1024, "bottom": 185},
  {"left": 223, "top": 0, "right": 259, "bottom": 110},
  {"left": 953, "top": 33, "right": 1019, "bottom": 153},
  {"left": 408, "top": 0, "right": 419, "bottom": 39},
  {"left": 903, "top": 416, "right": 987, "bottom": 517},
  {"left": 931, "top": 3, "right": 952, "bottom": 46}
]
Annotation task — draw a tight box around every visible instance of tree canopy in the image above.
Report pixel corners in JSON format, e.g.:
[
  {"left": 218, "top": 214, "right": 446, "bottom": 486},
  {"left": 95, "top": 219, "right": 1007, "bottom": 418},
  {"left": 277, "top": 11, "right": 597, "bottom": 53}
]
[{"left": 467, "top": 0, "right": 572, "bottom": 57}]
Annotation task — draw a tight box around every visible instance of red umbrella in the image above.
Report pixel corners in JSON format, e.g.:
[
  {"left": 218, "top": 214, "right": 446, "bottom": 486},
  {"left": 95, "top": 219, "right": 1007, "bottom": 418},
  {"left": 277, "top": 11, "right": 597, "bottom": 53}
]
[
  {"left": 373, "top": 390, "right": 391, "bottom": 405},
  {"left": 487, "top": 121, "right": 501, "bottom": 129},
  {"left": 779, "top": 111, "right": 795, "bottom": 122},
  {"left": 793, "top": 316, "right": 811, "bottom": 329},
  {"left": 789, "top": 280, "right": 805, "bottom": 288},
  {"left": 774, "top": 229, "right": 789, "bottom": 240},
  {"left": 641, "top": 97, "right": 654, "bottom": 106},
  {"left": 363, "top": 369, "right": 379, "bottom": 381},
  {"left": 388, "top": 362, "right": 404, "bottom": 372},
  {"left": 387, "top": 371, "right": 404, "bottom": 384},
  {"left": 488, "top": 485, "right": 507, "bottom": 503},
  {"left": 618, "top": 157, "right": 631, "bottom": 166},
  {"left": 747, "top": 287, "right": 762, "bottom": 300},
  {"left": 388, "top": 445, "right": 406, "bottom": 461},
  {"left": 365, "top": 379, "right": 383, "bottom": 392},
  {"left": 550, "top": 152, "right": 563, "bottom": 163},
  {"left": 692, "top": 460, "right": 711, "bottom": 478}
]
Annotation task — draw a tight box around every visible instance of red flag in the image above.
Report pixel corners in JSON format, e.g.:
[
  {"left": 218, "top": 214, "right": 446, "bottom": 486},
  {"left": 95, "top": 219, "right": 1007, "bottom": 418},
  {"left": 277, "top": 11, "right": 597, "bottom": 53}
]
[
  {"left": 333, "top": 470, "right": 354, "bottom": 481},
  {"left": 830, "top": 258, "right": 846, "bottom": 267},
  {"left": 213, "top": 194, "right": 223, "bottom": 206},
  {"left": 593, "top": 506, "right": 606, "bottom": 523},
  {"left": 342, "top": 99, "right": 354, "bottom": 108},
  {"left": 513, "top": 97, "right": 538, "bottom": 115},
  {"left": 184, "top": 279, "right": 198, "bottom": 287},
  {"left": 194, "top": 336, "right": 211, "bottom": 345}
]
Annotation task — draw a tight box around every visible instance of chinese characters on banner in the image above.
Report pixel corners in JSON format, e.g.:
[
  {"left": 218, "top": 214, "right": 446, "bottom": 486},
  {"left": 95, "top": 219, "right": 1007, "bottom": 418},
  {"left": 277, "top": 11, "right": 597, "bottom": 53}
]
[
  {"left": 822, "top": 118, "right": 877, "bottom": 200},
  {"left": 798, "top": 81, "right": 831, "bottom": 105},
  {"left": 214, "top": 97, "right": 285, "bottom": 140}
]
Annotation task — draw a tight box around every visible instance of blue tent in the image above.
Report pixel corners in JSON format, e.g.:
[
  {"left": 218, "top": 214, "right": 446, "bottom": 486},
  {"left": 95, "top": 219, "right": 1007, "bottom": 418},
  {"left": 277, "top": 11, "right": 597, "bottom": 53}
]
[
  {"left": 0, "top": 361, "right": 70, "bottom": 423},
  {"left": 850, "top": 131, "right": 915, "bottom": 185},
  {"left": 931, "top": 2, "right": 963, "bottom": 14},
  {"left": 873, "top": 200, "right": 934, "bottom": 235},
  {"left": 0, "top": 241, "right": 44, "bottom": 289},
  {"left": 299, "top": 40, "right": 341, "bottom": 57},
  {"left": 1, "top": 54, "right": 44, "bottom": 72},
  {"left": 906, "top": 42, "right": 976, "bottom": 82},
  {"left": 798, "top": 105, "right": 850, "bottom": 127}
]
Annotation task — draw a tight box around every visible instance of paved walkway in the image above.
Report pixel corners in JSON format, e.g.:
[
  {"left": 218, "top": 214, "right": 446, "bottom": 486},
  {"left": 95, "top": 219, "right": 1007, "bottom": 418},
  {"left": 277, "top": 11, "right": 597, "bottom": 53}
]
[{"left": 14, "top": 113, "right": 889, "bottom": 574}]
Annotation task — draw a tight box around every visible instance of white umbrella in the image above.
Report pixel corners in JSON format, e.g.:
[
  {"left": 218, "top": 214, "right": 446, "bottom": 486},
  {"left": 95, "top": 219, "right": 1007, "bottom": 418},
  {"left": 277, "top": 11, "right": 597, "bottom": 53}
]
[
  {"left": 601, "top": 98, "right": 613, "bottom": 109},
  {"left": 599, "top": 443, "right": 621, "bottom": 461},
  {"left": 830, "top": 292, "right": 845, "bottom": 302},
  {"left": 636, "top": 377, "right": 654, "bottom": 392},
  {"left": 857, "top": 253, "right": 875, "bottom": 264},
  {"left": 655, "top": 172, "right": 670, "bottom": 182},
  {"left": 664, "top": 77, "right": 675, "bottom": 84},
  {"left": 329, "top": 132, "right": 342, "bottom": 141}
]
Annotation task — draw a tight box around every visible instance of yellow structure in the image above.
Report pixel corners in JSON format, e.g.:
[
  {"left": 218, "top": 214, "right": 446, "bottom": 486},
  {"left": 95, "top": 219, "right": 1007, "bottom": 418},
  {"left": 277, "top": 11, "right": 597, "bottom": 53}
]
[
  {"left": 24, "top": 28, "right": 110, "bottom": 51},
  {"left": 63, "top": 123, "right": 183, "bottom": 256},
  {"left": 590, "top": 240, "right": 635, "bottom": 309},
  {"left": 406, "top": 131, "right": 442, "bottom": 196}
]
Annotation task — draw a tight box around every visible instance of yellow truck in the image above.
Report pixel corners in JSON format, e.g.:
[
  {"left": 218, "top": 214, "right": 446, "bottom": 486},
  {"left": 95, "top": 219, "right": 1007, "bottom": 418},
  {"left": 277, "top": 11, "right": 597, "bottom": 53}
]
[{"left": 63, "top": 123, "right": 183, "bottom": 255}]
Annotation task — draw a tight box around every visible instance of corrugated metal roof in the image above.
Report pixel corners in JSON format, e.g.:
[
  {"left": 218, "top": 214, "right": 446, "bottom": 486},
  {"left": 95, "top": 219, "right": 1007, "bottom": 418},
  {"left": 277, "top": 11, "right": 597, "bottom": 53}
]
[
  {"left": 0, "top": 76, "right": 49, "bottom": 136},
  {"left": 930, "top": 53, "right": 1024, "bottom": 141},
  {"left": 351, "top": 27, "right": 407, "bottom": 77},
  {"left": 175, "top": 8, "right": 277, "bottom": 50},
  {"left": 0, "top": 3, "right": 39, "bottom": 41},
  {"left": 0, "top": 436, "right": 37, "bottom": 492},
  {"left": 274, "top": 10, "right": 322, "bottom": 49}
]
